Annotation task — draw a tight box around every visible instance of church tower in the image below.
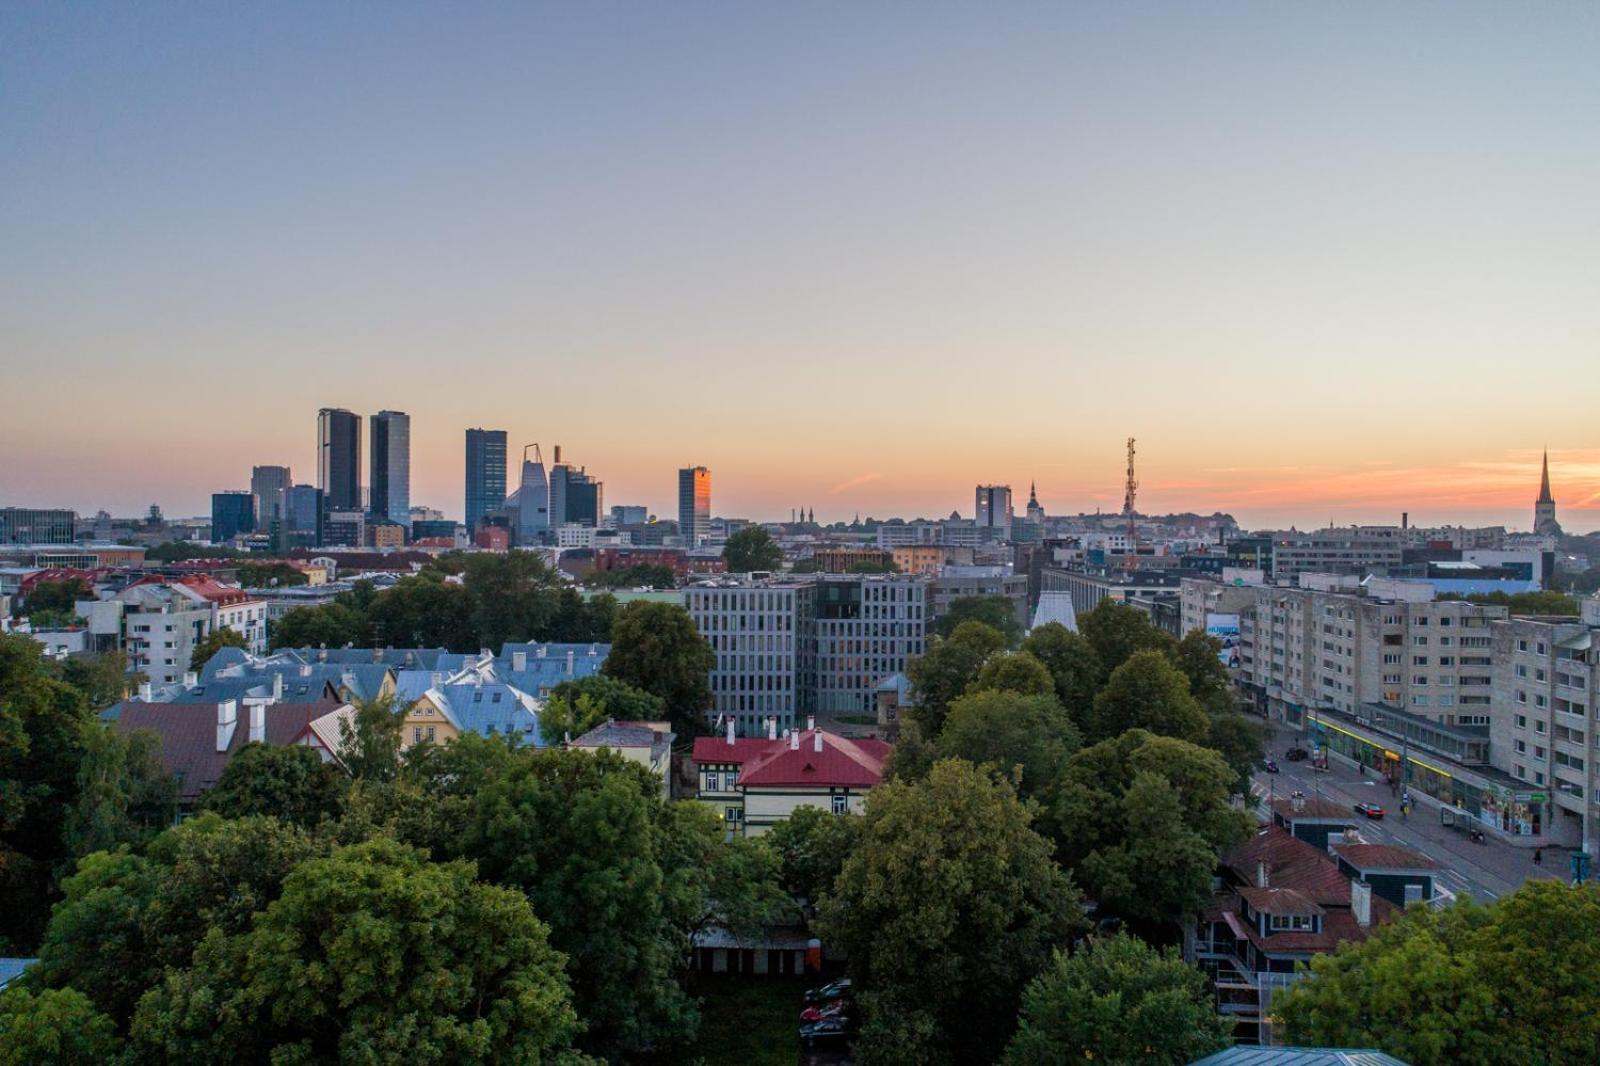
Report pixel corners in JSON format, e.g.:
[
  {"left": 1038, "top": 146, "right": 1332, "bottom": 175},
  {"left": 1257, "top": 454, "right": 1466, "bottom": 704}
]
[
  {"left": 1026, "top": 480, "right": 1045, "bottom": 523},
  {"left": 1534, "top": 450, "right": 1561, "bottom": 536}
]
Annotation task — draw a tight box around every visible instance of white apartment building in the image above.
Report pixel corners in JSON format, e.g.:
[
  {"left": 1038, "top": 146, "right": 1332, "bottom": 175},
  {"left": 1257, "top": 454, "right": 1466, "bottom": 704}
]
[
  {"left": 1266, "top": 527, "right": 1408, "bottom": 581},
  {"left": 815, "top": 575, "right": 928, "bottom": 715},
  {"left": 686, "top": 581, "right": 816, "bottom": 735}
]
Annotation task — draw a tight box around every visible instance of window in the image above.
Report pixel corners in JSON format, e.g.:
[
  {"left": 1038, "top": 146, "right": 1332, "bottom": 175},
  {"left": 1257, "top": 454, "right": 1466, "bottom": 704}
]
[
  {"left": 412, "top": 727, "right": 422, "bottom": 744},
  {"left": 425, "top": 726, "right": 436, "bottom": 742},
  {"left": 1413, "top": 656, "right": 1429, "bottom": 666},
  {"left": 832, "top": 794, "right": 848, "bottom": 815},
  {"left": 1516, "top": 714, "right": 1528, "bottom": 729},
  {"left": 1515, "top": 739, "right": 1527, "bottom": 754}
]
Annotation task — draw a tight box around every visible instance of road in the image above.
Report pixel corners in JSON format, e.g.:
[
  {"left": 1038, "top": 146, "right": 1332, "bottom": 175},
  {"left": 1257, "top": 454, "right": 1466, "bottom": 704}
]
[{"left": 1250, "top": 726, "right": 1565, "bottom": 902}]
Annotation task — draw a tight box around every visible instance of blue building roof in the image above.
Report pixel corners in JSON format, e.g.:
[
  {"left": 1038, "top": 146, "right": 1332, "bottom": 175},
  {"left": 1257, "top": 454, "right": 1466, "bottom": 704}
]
[
  {"left": 1189, "top": 1049, "right": 1410, "bottom": 1066},
  {"left": 0, "top": 958, "right": 36, "bottom": 989}
]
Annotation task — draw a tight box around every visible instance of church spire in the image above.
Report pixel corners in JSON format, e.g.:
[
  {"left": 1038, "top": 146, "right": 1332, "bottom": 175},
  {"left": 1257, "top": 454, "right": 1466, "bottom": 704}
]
[{"left": 1538, "top": 448, "right": 1554, "bottom": 505}]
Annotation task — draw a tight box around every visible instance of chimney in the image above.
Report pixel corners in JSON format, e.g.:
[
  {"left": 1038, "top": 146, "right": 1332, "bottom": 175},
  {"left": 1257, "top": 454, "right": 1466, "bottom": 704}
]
[
  {"left": 272, "top": 672, "right": 283, "bottom": 701},
  {"left": 249, "top": 702, "right": 265, "bottom": 745},
  {"left": 216, "top": 700, "right": 238, "bottom": 752},
  {"left": 1292, "top": 792, "right": 1305, "bottom": 813},
  {"left": 537, "top": 645, "right": 547, "bottom": 658},
  {"left": 814, "top": 728, "right": 823, "bottom": 753},
  {"left": 1257, "top": 860, "right": 1269, "bottom": 888},
  {"left": 299, "top": 663, "right": 312, "bottom": 677},
  {"left": 318, "top": 645, "right": 327, "bottom": 662},
  {"left": 726, "top": 718, "right": 736, "bottom": 746},
  {"left": 431, "top": 671, "right": 443, "bottom": 687},
  {"left": 807, "top": 716, "right": 816, "bottom": 732},
  {"left": 138, "top": 680, "right": 153, "bottom": 702},
  {"left": 512, "top": 650, "right": 527, "bottom": 671},
  {"left": 767, "top": 716, "right": 777, "bottom": 741},
  {"left": 791, "top": 728, "right": 799, "bottom": 751},
  {"left": 1352, "top": 879, "right": 1372, "bottom": 927},
  {"left": 371, "top": 647, "right": 382, "bottom": 663},
  {"left": 565, "top": 650, "right": 575, "bottom": 676},
  {"left": 183, "top": 670, "right": 198, "bottom": 688}
]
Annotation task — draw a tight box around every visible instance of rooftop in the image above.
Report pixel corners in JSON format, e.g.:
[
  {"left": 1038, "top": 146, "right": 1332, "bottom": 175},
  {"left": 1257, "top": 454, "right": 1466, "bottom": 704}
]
[{"left": 1330, "top": 843, "right": 1440, "bottom": 871}]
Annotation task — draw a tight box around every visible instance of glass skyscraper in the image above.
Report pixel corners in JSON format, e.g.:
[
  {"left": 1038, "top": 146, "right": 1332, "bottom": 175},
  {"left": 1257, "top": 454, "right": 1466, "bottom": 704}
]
[
  {"left": 317, "top": 408, "right": 361, "bottom": 511},
  {"left": 464, "top": 428, "right": 508, "bottom": 532},
  {"left": 369, "top": 410, "right": 410, "bottom": 524},
  {"left": 678, "top": 466, "right": 710, "bottom": 546}
]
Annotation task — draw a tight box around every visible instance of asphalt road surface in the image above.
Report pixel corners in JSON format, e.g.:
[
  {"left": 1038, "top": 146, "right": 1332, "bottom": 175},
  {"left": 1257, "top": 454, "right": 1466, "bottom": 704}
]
[{"left": 1251, "top": 729, "right": 1565, "bottom": 902}]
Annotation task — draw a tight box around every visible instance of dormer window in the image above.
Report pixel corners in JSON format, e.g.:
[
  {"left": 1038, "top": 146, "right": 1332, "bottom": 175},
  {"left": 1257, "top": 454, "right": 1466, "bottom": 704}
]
[{"left": 1268, "top": 914, "right": 1317, "bottom": 932}]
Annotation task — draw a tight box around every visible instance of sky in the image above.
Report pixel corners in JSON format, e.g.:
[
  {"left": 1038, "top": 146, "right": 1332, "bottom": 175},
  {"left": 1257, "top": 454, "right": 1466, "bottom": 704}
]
[{"left": 2, "top": 3, "right": 1598, "bottom": 531}]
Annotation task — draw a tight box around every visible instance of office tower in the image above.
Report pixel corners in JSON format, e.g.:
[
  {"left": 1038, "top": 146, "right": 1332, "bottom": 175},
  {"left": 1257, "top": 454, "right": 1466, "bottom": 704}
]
[
  {"left": 368, "top": 410, "right": 410, "bottom": 524},
  {"left": 678, "top": 466, "right": 711, "bottom": 547},
  {"left": 548, "top": 445, "right": 602, "bottom": 528},
  {"left": 0, "top": 508, "right": 77, "bottom": 545},
  {"left": 514, "top": 444, "right": 550, "bottom": 544},
  {"left": 250, "top": 465, "right": 292, "bottom": 527},
  {"left": 317, "top": 408, "right": 361, "bottom": 511},
  {"left": 975, "top": 484, "right": 1013, "bottom": 539},
  {"left": 211, "top": 491, "right": 256, "bottom": 542},
  {"left": 286, "top": 485, "right": 323, "bottom": 545},
  {"left": 464, "top": 429, "right": 508, "bottom": 532}
]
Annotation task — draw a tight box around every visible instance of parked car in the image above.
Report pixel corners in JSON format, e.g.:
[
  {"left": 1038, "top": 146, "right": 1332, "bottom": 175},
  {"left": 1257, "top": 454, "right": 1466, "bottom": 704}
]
[
  {"left": 1263, "top": 758, "right": 1280, "bottom": 773},
  {"left": 800, "top": 1017, "right": 855, "bottom": 1048},
  {"left": 804, "top": 977, "right": 852, "bottom": 1004},
  {"left": 1354, "top": 802, "right": 1385, "bottom": 819},
  {"left": 800, "top": 999, "right": 848, "bottom": 1023},
  {"left": 1285, "top": 746, "right": 1310, "bottom": 762}
]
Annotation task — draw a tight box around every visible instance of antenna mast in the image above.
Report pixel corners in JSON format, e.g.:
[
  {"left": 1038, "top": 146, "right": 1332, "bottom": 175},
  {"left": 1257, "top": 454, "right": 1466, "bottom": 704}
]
[{"left": 1122, "top": 437, "right": 1138, "bottom": 564}]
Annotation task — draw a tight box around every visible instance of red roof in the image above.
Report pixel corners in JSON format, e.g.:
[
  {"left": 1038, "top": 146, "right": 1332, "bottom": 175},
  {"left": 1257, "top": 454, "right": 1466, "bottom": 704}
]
[
  {"left": 1331, "top": 843, "right": 1440, "bottom": 871},
  {"left": 112, "top": 701, "right": 338, "bottom": 801},
  {"left": 1223, "top": 825, "right": 1358, "bottom": 907},
  {"left": 691, "top": 735, "right": 774, "bottom": 765},
  {"left": 737, "top": 731, "right": 889, "bottom": 789}
]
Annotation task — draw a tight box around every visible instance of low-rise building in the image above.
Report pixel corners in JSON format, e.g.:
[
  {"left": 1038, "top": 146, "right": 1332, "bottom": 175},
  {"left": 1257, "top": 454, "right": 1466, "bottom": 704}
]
[
  {"left": 567, "top": 718, "right": 675, "bottom": 797},
  {"left": 691, "top": 719, "right": 888, "bottom": 836}
]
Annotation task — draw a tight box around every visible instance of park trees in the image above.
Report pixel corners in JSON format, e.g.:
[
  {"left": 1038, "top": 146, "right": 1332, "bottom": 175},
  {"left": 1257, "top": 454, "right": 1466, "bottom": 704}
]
[
  {"left": 1085, "top": 650, "right": 1210, "bottom": 745},
  {"left": 721, "top": 526, "right": 783, "bottom": 572},
  {"left": 602, "top": 601, "right": 714, "bottom": 739},
  {"left": 200, "top": 743, "right": 347, "bottom": 829},
  {"left": 933, "top": 594, "right": 1023, "bottom": 646},
  {"left": 1078, "top": 600, "right": 1177, "bottom": 676},
  {"left": 1019, "top": 623, "right": 1104, "bottom": 728},
  {"left": 818, "top": 759, "right": 1084, "bottom": 1066},
  {"left": 933, "top": 690, "right": 1081, "bottom": 802},
  {"left": 903, "top": 620, "right": 1006, "bottom": 736},
  {"left": 1002, "top": 933, "right": 1230, "bottom": 1066}
]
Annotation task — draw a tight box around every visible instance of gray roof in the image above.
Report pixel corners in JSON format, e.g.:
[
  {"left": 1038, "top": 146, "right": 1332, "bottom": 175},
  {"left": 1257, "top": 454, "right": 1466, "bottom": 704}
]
[
  {"left": 570, "top": 718, "right": 674, "bottom": 760},
  {"left": 1189, "top": 1049, "right": 1410, "bottom": 1066},
  {"left": 0, "top": 958, "right": 36, "bottom": 989}
]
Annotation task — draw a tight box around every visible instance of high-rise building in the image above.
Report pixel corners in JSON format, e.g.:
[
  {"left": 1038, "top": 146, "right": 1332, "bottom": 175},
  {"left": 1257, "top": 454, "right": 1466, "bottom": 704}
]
[
  {"left": 368, "top": 410, "right": 410, "bottom": 524},
  {"left": 610, "top": 505, "right": 649, "bottom": 527},
  {"left": 250, "top": 466, "right": 292, "bottom": 527},
  {"left": 464, "top": 429, "right": 508, "bottom": 532},
  {"left": 549, "top": 445, "right": 602, "bottom": 528},
  {"left": 1535, "top": 450, "right": 1561, "bottom": 536},
  {"left": 211, "top": 491, "right": 256, "bottom": 542},
  {"left": 678, "top": 466, "right": 711, "bottom": 547},
  {"left": 515, "top": 444, "right": 550, "bottom": 544},
  {"left": 286, "top": 485, "right": 323, "bottom": 544},
  {"left": 317, "top": 408, "right": 361, "bottom": 511},
  {"left": 974, "top": 484, "right": 1013, "bottom": 540}
]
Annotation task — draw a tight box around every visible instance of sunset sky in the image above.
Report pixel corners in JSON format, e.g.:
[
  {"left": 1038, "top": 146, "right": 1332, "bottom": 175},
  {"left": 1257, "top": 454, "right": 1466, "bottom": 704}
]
[{"left": 3, "top": 4, "right": 1597, "bottom": 530}]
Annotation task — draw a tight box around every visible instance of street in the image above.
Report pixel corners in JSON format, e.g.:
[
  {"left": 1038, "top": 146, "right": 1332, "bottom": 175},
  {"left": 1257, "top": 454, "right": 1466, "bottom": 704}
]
[{"left": 1251, "top": 727, "right": 1564, "bottom": 902}]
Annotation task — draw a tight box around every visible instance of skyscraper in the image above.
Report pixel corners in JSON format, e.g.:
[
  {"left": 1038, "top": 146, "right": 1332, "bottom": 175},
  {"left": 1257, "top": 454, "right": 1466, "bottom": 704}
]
[
  {"left": 211, "top": 491, "right": 256, "bottom": 542},
  {"left": 464, "top": 428, "right": 508, "bottom": 532},
  {"left": 317, "top": 408, "right": 361, "bottom": 511},
  {"left": 368, "top": 410, "right": 411, "bottom": 524},
  {"left": 1535, "top": 450, "right": 1561, "bottom": 536},
  {"left": 515, "top": 444, "right": 550, "bottom": 544},
  {"left": 548, "top": 445, "right": 602, "bottom": 528},
  {"left": 286, "top": 484, "right": 323, "bottom": 544},
  {"left": 975, "top": 484, "right": 1013, "bottom": 540},
  {"left": 251, "top": 465, "right": 292, "bottom": 526},
  {"left": 678, "top": 466, "right": 711, "bottom": 546}
]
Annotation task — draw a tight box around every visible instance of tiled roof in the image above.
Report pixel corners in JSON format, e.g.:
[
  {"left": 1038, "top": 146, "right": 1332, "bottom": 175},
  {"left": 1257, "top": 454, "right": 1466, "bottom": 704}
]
[
  {"left": 570, "top": 719, "right": 673, "bottom": 752},
  {"left": 690, "top": 736, "right": 774, "bottom": 765},
  {"left": 1223, "top": 826, "right": 1357, "bottom": 907},
  {"left": 1331, "top": 843, "right": 1440, "bottom": 871},
  {"left": 737, "top": 731, "right": 889, "bottom": 789},
  {"left": 1270, "top": 796, "right": 1357, "bottom": 822},
  {"left": 1238, "top": 886, "right": 1324, "bottom": 917},
  {"left": 110, "top": 701, "right": 343, "bottom": 801}
]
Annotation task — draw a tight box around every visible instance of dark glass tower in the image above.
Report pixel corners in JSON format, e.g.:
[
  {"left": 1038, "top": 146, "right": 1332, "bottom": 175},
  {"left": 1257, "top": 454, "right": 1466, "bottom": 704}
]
[
  {"left": 464, "top": 428, "right": 508, "bottom": 532},
  {"left": 317, "top": 408, "right": 362, "bottom": 511}
]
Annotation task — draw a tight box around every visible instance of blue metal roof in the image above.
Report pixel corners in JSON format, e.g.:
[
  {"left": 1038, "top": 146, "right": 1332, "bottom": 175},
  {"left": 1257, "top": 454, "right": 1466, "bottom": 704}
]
[{"left": 1189, "top": 1048, "right": 1410, "bottom": 1066}]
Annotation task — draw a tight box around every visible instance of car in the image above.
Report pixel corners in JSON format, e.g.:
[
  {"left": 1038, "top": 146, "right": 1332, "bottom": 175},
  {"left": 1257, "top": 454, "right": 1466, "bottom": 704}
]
[
  {"left": 1354, "top": 802, "right": 1385, "bottom": 819},
  {"left": 1263, "top": 758, "right": 1280, "bottom": 773},
  {"left": 804, "top": 977, "right": 852, "bottom": 1004},
  {"left": 800, "top": 999, "right": 847, "bottom": 1023},
  {"left": 1285, "top": 746, "right": 1310, "bottom": 762},
  {"left": 800, "top": 1017, "right": 855, "bottom": 1048}
]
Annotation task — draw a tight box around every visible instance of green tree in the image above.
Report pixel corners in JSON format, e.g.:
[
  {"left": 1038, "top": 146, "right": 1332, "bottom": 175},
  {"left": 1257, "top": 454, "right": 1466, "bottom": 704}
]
[
  {"left": 1205, "top": 712, "right": 1268, "bottom": 795},
  {"left": 1050, "top": 731, "right": 1252, "bottom": 927},
  {"left": 550, "top": 675, "right": 664, "bottom": 723},
  {"left": 1002, "top": 933, "right": 1230, "bottom": 1066},
  {"left": 722, "top": 526, "right": 783, "bottom": 572},
  {"left": 1175, "top": 629, "right": 1235, "bottom": 713},
  {"left": 200, "top": 743, "right": 348, "bottom": 829},
  {"left": 971, "top": 650, "right": 1055, "bottom": 698},
  {"left": 0, "top": 986, "right": 120, "bottom": 1066},
  {"left": 933, "top": 594, "right": 1023, "bottom": 646},
  {"left": 188, "top": 626, "right": 249, "bottom": 672},
  {"left": 602, "top": 601, "right": 713, "bottom": 739},
  {"left": 233, "top": 561, "right": 309, "bottom": 588},
  {"left": 933, "top": 690, "right": 1080, "bottom": 801},
  {"left": 130, "top": 838, "right": 583, "bottom": 1064},
  {"left": 340, "top": 732, "right": 520, "bottom": 861},
  {"left": 1279, "top": 880, "right": 1600, "bottom": 1066},
  {"left": 50, "top": 650, "right": 140, "bottom": 711},
  {"left": 1086, "top": 649, "right": 1209, "bottom": 744},
  {"left": 267, "top": 601, "right": 367, "bottom": 651},
  {"left": 62, "top": 724, "right": 176, "bottom": 858},
  {"left": 904, "top": 621, "right": 1006, "bottom": 737},
  {"left": 22, "top": 578, "right": 91, "bottom": 617},
  {"left": 655, "top": 800, "right": 790, "bottom": 942},
  {"left": 1441, "top": 589, "right": 1581, "bottom": 616},
  {"left": 337, "top": 694, "right": 407, "bottom": 783},
  {"left": 818, "top": 759, "right": 1084, "bottom": 1066},
  {"left": 460, "top": 748, "right": 697, "bottom": 1058},
  {"left": 366, "top": 572, "right": 476, "bottom": 650},
  {"left": 538, "top": 691, "right": 609, "bottom": 747},
  {"left": 1019, "top": 623, "right": 1105, "bottom": 728},
  {"left": 0, "top": 633, "right": 95, "bottom": 949},
  {"left": 763, "top": 805, "right": 861, "bottom": 905},
  {"left": 1078, "top": 600, "right": 1178, "bottom": 676}
]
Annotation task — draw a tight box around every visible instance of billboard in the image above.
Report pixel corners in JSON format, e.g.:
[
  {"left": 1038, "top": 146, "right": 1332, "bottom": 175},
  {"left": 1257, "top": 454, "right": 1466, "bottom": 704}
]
[{"left": 1205, "top": 612, "right": 1241, "bottom": 668}]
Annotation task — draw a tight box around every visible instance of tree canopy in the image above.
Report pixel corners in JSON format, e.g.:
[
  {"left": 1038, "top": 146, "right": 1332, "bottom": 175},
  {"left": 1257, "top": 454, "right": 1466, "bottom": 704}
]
[
  {"left": 819, "top": 759, "right": 1084, "bottom": 1066},
  {"left": 1019, "top": 623, "right": 1105, "bottom": 729},
  {"left": 200, "top": 743, "right": 348, "bottom": 829},
  {"left": 188, "top": 626, "right": 249, "bottom": 671},
  {"left": 1078, "top": 600, "right": 1178, "bottom": 676},
  {"left": 1002, "top": 933, "right": 1231, "bottom": 1066},
  {"left": 1086, "top": 649, "right": 1210, "bottom": 745},
  {"left": 933, "top": 594, "right": 1023, "bottom": 646},
  {"left": 904, "top": 620, "right": 1006, "bottom": 736},
  {"left": 933, "top": 690, "right": 1081, "bottom": 802},
  {"left": 602, "top": 600, "right": 713, "bottom": 739},
  {"left": 722, "top": 526, "right": 783, "bottom": 572}
]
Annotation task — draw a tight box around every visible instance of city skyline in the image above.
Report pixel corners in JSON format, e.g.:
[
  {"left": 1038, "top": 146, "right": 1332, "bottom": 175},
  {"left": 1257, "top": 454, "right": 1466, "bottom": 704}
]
[{"left": 3, "top": 5, "right": 1598, "bottom": 529}]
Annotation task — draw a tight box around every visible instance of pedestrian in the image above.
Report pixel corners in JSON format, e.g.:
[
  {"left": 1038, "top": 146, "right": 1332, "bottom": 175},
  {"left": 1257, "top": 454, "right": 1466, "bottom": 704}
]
[{"left": 1535, "top": 848, "right": 1543, "bottom": 866}]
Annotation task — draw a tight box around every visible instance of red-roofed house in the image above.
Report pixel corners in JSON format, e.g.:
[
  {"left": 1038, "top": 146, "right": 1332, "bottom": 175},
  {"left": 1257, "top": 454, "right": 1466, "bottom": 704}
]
[{"left": 691, "top": 717, "right": 889, "bottom": 836}]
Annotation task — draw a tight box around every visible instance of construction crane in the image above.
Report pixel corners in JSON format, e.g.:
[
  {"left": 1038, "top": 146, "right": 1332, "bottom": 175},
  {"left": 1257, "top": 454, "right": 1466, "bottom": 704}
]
[{"left": 1121, "top": 438, "right": 1138, "bottom": 566}]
